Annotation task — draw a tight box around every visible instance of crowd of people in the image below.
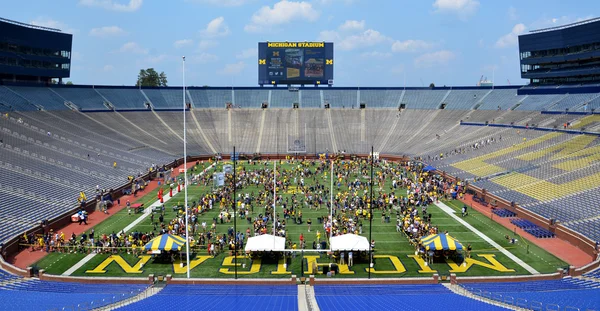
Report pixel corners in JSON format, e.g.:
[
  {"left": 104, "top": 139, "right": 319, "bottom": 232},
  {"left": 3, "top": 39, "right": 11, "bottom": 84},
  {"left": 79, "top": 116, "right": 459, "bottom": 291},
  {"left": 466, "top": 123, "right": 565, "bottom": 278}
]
[{"left": 23, "top": 156, "right": 470, "bottom": 266}]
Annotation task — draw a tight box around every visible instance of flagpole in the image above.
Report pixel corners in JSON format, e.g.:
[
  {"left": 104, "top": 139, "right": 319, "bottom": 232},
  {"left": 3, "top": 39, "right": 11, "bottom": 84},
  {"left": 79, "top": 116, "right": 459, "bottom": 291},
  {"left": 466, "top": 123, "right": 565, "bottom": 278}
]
[
  {"left": 368, "top": 146, "right": 374, "bottom": 279},
  {"left": 273, "top": 160, "right": 276, "bottom": 237},
  {"left": 233, "top": 146, "right": 237, "bottom": 279},
  {"left": 329, "top": 159, "right": 333, "bottom": 248},
  {"left": 182, "top": 56, "right": 190, "bottom": 279}
]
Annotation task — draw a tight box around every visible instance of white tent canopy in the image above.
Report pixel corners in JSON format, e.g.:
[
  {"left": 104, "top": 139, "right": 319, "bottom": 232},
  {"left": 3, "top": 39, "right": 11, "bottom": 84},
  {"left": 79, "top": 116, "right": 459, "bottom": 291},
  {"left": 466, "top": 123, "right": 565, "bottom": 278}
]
[
  {"left": 245, "top": 234, "right": 286, "bottom": 252},
  {"left": 330, "top": 234, "right": 369, "bottom": 251}
]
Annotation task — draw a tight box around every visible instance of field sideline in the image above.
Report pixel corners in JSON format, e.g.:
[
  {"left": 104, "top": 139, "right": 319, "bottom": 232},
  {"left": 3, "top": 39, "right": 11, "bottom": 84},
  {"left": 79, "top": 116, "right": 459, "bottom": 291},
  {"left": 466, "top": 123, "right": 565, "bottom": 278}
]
[{"left": 33, "top": 160, "right": 567, "bottom": 278}]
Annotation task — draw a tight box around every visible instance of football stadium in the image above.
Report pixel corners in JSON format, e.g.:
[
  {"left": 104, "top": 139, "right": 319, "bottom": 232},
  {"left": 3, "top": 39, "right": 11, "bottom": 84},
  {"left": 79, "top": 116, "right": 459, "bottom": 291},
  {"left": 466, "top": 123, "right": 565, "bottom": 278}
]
[{"left": 1, "top": 2, "right": 600, "bottom": 310}]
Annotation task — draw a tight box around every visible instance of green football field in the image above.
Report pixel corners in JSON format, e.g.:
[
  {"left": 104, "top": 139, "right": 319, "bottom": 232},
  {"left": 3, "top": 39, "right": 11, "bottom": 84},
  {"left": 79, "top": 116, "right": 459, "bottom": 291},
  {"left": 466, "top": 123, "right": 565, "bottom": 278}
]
[{"left": 33, "top": 160, "right": 567, "bottom": 278}]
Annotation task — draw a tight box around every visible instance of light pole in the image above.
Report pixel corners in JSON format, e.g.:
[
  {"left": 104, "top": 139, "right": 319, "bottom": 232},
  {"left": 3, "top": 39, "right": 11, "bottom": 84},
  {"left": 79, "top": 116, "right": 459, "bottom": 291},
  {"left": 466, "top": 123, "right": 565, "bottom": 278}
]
[{"left": 182, "top": 56, "right": 191, "bottom": 278}]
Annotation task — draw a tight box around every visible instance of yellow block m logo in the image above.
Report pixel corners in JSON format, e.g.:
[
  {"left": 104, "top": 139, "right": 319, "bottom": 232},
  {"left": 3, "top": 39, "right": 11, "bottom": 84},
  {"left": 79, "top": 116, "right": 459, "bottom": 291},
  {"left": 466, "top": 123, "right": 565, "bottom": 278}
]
[
  {"left": 326, "top": 59, "right": 333, "bottom": 65},
  {"left": 259, "top": 59, "right": 266, "bottom": 65}
]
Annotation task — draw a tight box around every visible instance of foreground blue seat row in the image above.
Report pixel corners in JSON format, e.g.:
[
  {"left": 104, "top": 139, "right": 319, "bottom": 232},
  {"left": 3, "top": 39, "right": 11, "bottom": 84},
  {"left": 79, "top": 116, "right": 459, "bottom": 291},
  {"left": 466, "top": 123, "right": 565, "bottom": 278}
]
[
  {"left": 117, "top": 284, "right": 298, "bottom": 311},
  {"left": 314, "top": 284, "right": 508, "bottom": 311},
  {"left": 461, "top": 279, "right": 600, "bottom": 311}
]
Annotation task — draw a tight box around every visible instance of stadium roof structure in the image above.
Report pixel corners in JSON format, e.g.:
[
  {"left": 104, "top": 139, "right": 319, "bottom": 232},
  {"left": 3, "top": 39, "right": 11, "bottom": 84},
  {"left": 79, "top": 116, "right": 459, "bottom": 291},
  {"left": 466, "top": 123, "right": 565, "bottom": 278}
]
[{"left": 529, "top": 16, "right": 600, "bottom": 34}]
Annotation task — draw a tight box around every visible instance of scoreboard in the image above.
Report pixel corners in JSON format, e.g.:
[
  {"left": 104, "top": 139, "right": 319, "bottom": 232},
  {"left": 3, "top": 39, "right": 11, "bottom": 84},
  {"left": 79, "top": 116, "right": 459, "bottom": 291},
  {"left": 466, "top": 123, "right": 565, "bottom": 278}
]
[{"left": 258, "top": 42, "right": 334, "bottom": 86}]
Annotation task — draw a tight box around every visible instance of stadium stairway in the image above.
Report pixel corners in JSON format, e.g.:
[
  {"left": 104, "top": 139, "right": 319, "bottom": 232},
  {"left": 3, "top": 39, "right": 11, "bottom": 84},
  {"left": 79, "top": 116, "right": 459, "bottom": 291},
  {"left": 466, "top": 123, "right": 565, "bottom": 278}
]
[
  {"left": 444, "top": 284, "right": 515, "bottom": 310},
  {"left": 97, "top": 284, "right": 163, "bottom": 311}
]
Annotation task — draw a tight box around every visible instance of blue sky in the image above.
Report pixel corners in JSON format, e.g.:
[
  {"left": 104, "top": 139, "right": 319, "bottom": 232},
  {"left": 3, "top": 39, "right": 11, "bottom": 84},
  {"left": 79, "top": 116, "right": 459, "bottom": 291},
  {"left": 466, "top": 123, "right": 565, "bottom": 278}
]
[{"left": 1, "top": 0, "right": 596, "bottom": 87}]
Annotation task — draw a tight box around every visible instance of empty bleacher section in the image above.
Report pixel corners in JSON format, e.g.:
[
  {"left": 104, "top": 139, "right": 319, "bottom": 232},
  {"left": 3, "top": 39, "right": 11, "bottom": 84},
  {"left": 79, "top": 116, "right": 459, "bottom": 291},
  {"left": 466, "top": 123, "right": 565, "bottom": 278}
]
[
  {"left": 402, "top": 89, "right": 448, "bottom": 109},
  {"left": 460, "top": 279, "right": 600, "bottom": 311},
  {"left": 0, "top": 86, "right": 38, "bottom": 111},
  {"left": 188, "top": 88, "right": 232, "bottom": 108},
  {"left": 510, "top": 218, "right": 556, "bottom": 238},
  {"left": 270, "top": 88, "right": 299, "bottom": 108},
  {"left": 323, "top": 89, "right": 357, "bottom": 108},
  {"left": 359, "top": 89, "right": 403, "bottom": 108},
  {"left": 476, "top": 88, "right": 524, "bottom": 110},
  {"left": 314, "top": 284, "right": 506, "bottom": 311},
  {"left": 95, "top": 87, "right": 147, "bottom": 109},
  {"left": 233, "top": 89, "right": 269, "bottom": 108},
  {"left": 49, "top": 86, "right": 107, "bottom": 111},
  {"left": 6, "top": 86, "right": 66, "bottom": 110},
  {"left": 0, "top": 277, "right": 148, "bottom": 311},
  {"left": 2, "top": 84, "right": 600, "bottom": 244},
  {"left": 443, "top": 89, "right": 490, "bottom": 110},
  {"left": 300, "top": 89, "right": 321, "bottom": 108},
  {"left": 516, "top": 94, "right": 566, "bottom": 111},
  {"left": 116, "top": 284, "right": 297, "bottom": 311}
]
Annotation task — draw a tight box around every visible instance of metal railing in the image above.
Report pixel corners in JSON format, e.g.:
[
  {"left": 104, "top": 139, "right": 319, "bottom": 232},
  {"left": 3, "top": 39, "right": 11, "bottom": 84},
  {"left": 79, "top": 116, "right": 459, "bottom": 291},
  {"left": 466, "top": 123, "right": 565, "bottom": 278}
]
[
  {"left": 304, "top": 284, "right": 316, "bottom": 311},
  {"left": 467, "top": 288, "right": 583, "bottom": 311},
  {"left": 0, "top": 17, "right": 62, "bottom": 32},
  {"left": 47, "top": 288, "right": 146, "bottom": 311}
]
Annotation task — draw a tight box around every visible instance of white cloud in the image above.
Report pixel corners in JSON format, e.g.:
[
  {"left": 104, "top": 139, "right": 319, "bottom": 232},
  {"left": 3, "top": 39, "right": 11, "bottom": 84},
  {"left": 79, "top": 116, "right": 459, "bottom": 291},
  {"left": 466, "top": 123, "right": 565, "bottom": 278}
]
[
  {"left": 316, "top": 0, "right": 355, "bottom": 4},
  {"left": 244, "top": 0, "right": 319, "bottom": 33},
  {"left": 143, "top": 54, "right": 169, "bottom": 64},
  {"left": 200, "top": 17, "right": 231, "bottom": 38},
  {"left": 30, "top": 18, "right": 77, "bottom": 33},
  {"left": 103, "top": 65, "right": 114, "bottom": 72},
  {"left": 391, "top": 39, "right": 435, "bottom": 53},
  {"left": 414, "top": 50, "right": 455, "bottom": 68},
  {"left": 432, "top": 0, "right": 479, "bottom": 20},
  {"left": 117, "top": 42, "right": 148, "bottom": 54},
  {"left": 218, "top": 61, "right": 247, "bottom": 75},
  {"left": 189, "top": 53, "right": 219, "bottom": 64},
  {"left": 508, "top": 6, "right": 518, "bottom": 21},
  {"left": 338, "top": 20, "right": 364, "bottom": 32},
  {"left": 236, "top": 48, "right": 258, "bottom": 59},
  {"left": 318, "top": 30, "right": 341, "bottom": 42},
  {"left": 337, "top": 29, "right": 389, "bottom": 51},
  {"left": 185, "top": 0, "right": 250, "bottom": 6},
  {"left": 89, "top": 26, "right": 126, "bottom": 37},
  {"left": 79, "top": 0, "right": 143, "bottom": 12},
  {"left": 390, "top": 64, "right": 405, "bottom": 74},
  {"left": 198, "top": 40, "right": 219, "bottom": 50},
  {"left": 174, "top": 39, "right": 194, "bottom": 49},
  {"left": 319, "top": 20, "right": 392, "bottom": 51},
  {"left": 495, "top": 23, "right": 526, "bottom": 48},
  {"left": 71, "top": 51, "right": 83, "bottom": 61},
  {"left": 360, "top": 51, "right": 392, "bottom": 58}
]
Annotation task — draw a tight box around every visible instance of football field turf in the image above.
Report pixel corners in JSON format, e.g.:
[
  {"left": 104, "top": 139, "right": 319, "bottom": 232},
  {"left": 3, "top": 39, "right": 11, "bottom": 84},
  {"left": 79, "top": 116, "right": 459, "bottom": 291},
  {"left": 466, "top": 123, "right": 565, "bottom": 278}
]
[{"left": 34, "top": 161, "right": 567, "bottom": 278}]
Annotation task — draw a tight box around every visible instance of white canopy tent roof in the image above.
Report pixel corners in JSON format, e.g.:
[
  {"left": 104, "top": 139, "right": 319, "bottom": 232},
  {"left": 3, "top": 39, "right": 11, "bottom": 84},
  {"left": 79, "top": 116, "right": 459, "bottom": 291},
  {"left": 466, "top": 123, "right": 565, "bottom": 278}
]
[
  {"left": 245, "top": 234, "right": 286, "bottom": 252},
  {"left": 330, "top": 234, "right": 369, "bottom": 251}
]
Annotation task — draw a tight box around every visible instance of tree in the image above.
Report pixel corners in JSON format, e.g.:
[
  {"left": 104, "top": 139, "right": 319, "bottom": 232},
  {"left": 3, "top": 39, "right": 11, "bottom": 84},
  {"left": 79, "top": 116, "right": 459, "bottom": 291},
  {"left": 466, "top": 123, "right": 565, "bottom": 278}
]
[
  {"left": 136, "top": 68, "right": 168, "bottom": 87},
  {"left": 65, "top": 81, "right": 73, "bottom": 85},
  {"left": 429, "top": 83, "right": 435, "bottom": 88}
]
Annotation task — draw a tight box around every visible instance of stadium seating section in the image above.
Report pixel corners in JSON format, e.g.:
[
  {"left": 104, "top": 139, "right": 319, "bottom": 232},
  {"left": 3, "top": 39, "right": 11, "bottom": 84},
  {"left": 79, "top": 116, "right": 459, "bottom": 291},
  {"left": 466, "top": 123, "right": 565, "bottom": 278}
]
[
  {"left": 509, "top": 219, "right": 556, "bottom": 238},
  {"left": 1, "top": 85, "right": 600, "bottom": 249},
  {"left": 461, "top": 278, "right": 600, "bottom": 311},
  {"left": 0, "top": 269, "right": 147, "bottom": 311},
  {"left": 116, "top": 284, "right": 298, "bottom": 311},
  {"left": 314, "top": 284, "right": 508, "bottom": 310}
]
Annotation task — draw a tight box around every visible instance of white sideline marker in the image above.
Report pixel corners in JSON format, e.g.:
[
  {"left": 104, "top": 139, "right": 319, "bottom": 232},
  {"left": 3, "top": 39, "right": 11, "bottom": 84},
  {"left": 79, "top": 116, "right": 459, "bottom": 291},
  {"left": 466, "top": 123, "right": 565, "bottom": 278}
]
[
  {"left": 61, "top": 163, "right": 215, "bottom": 276},
  {"left": 435, "top": 201, "right": 539, "bottom": 275}
]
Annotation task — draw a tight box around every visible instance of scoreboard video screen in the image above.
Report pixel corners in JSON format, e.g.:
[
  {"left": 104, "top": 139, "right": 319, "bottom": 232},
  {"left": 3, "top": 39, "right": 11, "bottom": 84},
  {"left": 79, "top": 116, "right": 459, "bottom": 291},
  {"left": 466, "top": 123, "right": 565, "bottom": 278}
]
[{"left": 258, "top": 42, "right": 334, "bottom": 86}]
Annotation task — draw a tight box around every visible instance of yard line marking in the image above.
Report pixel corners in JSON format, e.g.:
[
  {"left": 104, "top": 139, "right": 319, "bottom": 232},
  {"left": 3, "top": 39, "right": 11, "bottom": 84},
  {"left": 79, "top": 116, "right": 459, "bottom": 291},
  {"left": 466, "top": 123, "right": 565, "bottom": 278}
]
[
  {"left": 61, "top": 163, "right": 215, "bottom": 276},
  {"left": 435, "top": 201, "right": 540, "bottom": 275},
  {"left": 62, "top": 253, "right": 95, "bottom": 276}
]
